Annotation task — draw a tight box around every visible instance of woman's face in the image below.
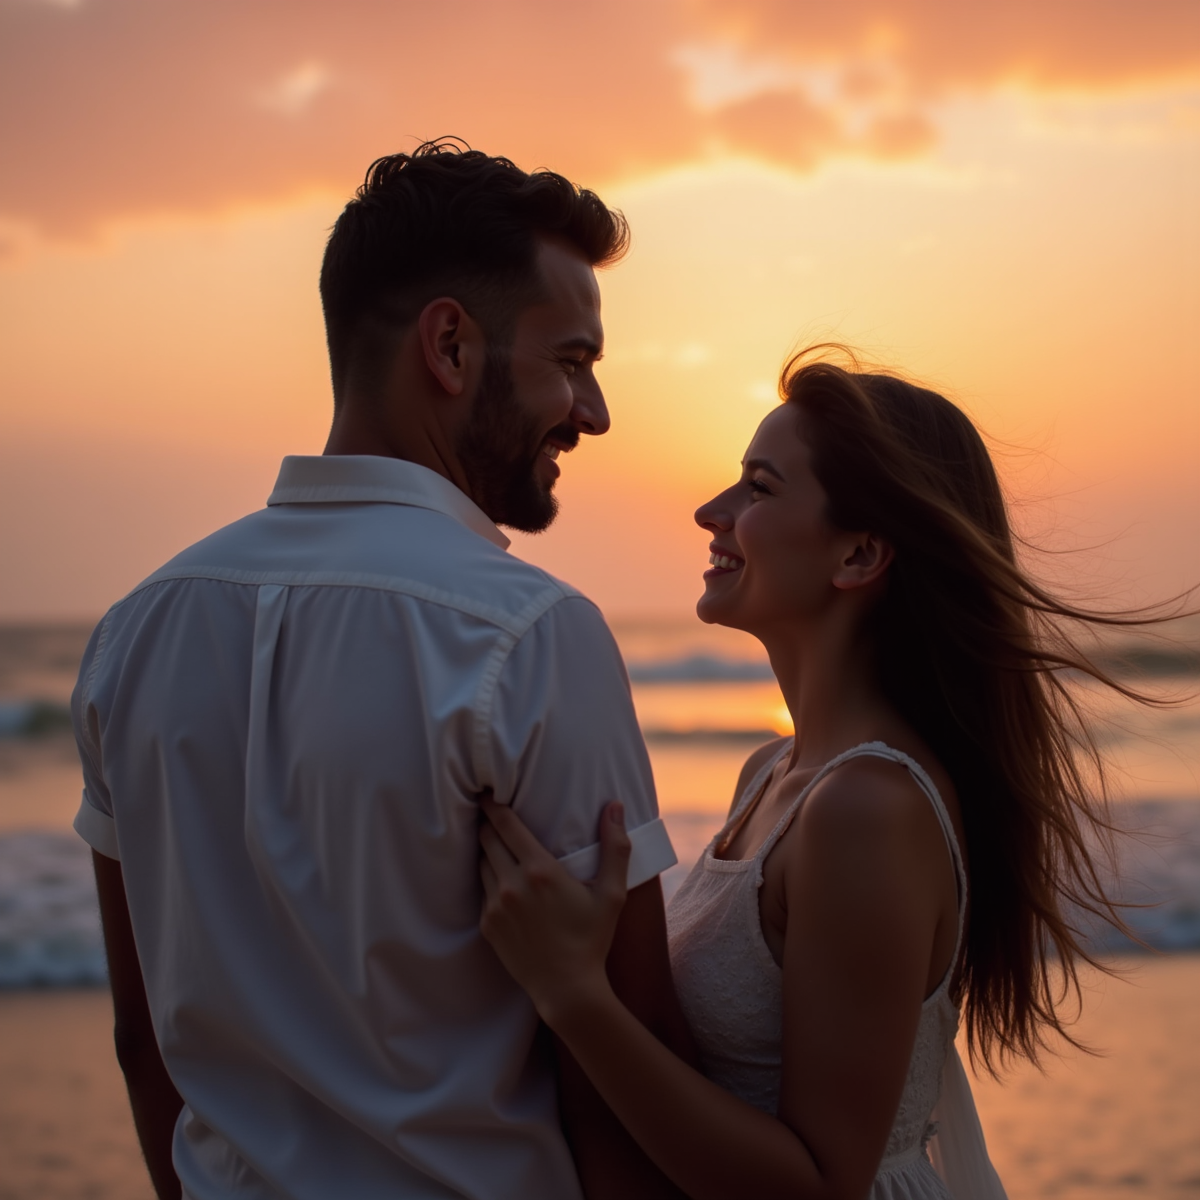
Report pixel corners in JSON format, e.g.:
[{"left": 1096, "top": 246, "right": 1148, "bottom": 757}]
[{"left": 694, "top": 405, "right": 859, "bottom": 633}]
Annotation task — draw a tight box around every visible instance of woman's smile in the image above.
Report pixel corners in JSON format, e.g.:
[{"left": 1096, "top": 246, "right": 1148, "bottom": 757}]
[
  {"left": 705, "top": 545, "right": 744, "bottom": 577},
  {"left": 695, "top": 405, "right": 846, "bottom": 632}
]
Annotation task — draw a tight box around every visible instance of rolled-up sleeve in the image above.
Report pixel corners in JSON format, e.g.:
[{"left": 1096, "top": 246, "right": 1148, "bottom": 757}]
[{"left": 487, "top": 596, "right": 676, "bottom": 889}]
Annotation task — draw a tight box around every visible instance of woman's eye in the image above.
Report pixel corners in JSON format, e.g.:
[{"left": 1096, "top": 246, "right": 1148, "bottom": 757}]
[{"left": 747, "top": 478, "right": 771, "bottom": 496}]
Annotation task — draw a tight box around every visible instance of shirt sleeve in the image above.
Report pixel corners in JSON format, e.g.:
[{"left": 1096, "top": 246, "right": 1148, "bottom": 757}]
[
  {"left": 485, "top": 595, "right": 676, "bottom": 889},
  {"left": 71, "top": 614, "right": 120, "bottom": 861}
]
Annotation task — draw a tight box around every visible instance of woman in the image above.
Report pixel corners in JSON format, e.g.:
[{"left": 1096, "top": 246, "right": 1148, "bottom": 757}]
[{"left": 479, "top": 351, "right": 1160, "bottom": 1200}]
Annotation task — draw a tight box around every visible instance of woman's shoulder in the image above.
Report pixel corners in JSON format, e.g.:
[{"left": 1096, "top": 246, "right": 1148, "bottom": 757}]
[
  {"left": 788, "top": 751, "right": 956, "bottom": 878},
  {"left": 805, "top": 753, "right": 932, "bottom": 825}
]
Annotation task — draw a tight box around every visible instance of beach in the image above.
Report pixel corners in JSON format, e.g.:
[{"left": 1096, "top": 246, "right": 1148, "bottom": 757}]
[
  {"left": 969, "top": 955, "right": 1200, "bottom": 1198},
  {"left": 0, "top": 989, "right": 153, "bottom": 1200},
  {"left": 3, "top": 960, "right": 1197, "bottom": 1199}
]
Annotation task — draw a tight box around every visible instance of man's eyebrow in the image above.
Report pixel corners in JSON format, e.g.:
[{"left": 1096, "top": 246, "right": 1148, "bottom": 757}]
[
  {"left": 743, "top": 457, "right": 786, "bottom": 482},
  {"left": 555, "top": 335, "right": 603, "bottom": 357}
]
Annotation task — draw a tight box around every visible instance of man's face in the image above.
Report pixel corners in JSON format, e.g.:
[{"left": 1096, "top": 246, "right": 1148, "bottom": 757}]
[{"left": 456, "top": 238, "right": 608, "bottom": 532}]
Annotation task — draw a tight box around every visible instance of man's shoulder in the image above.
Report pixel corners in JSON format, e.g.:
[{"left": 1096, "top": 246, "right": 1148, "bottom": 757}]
[
  {"left": 126, "top": 506, "right": 278, "bottom": 587},
  {"left": 118, "top": 501, "right": 592, "bottom": 637}
]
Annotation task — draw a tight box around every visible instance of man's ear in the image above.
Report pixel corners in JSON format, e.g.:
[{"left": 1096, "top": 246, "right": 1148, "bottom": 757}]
[
  {"left": 417, "top": 297, "right": 483, "bottom": 397},
  {"left": 831, "top": 532, "right": 894, "bottom": 591}
]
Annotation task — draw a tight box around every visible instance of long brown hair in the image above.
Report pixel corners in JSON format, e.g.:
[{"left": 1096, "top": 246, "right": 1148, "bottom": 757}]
[{"left": 781, "top": 347, "right": 1184, "bottom": 1071}]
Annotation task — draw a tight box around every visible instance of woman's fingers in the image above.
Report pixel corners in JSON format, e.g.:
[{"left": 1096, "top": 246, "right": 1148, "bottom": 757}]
[
  {"left": 480, "top": 795, "right": 561, "bottom": 871},
  {"left": 479, "top": 820, "right": 524, "bottom": 887},
  {"left": 476, "top": 797, "right": 633, "bottom": 1023},
  {"left": 481, "top": 795, "right": 632, "bottom": 898},
  {"left": 595, "top": 801, "right": 631, "bottom": 905},
  {"left": 480, "top": 855, "right": 499, "bottom": 902}
]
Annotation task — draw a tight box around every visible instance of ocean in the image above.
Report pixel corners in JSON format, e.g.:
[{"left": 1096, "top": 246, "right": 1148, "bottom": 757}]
[{"left": 0, "top": 617, "right": 1198, "bottom": 984}]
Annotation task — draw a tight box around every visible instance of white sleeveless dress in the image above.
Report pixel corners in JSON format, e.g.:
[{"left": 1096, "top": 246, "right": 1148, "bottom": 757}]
[{"left": 665, "top": 741, "right": 1008, "bottom": 1199}]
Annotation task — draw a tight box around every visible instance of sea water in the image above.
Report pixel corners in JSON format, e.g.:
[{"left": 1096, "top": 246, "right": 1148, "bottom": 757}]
[{"left": 0, "top": 618, "right": 1197, "bottom": 985}]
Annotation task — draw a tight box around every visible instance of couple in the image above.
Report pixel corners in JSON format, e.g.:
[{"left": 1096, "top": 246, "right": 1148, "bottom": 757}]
[{"left": 74, "top": 141, "right": 1130, "bottom": 1199}]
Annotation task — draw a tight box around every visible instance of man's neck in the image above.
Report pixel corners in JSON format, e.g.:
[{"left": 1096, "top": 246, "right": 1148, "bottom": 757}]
[{"left": 323, "top": 404, "right": 481, "bottom": 508}]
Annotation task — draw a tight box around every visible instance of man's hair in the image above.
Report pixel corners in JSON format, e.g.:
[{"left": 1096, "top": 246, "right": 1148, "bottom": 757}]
[{"left": 319, "top": 139, "right": 629, "bottom": 403}]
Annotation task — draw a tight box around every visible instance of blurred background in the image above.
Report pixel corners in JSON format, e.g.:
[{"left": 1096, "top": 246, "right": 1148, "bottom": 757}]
[{"left": 0, "top": 2, "right": 1197, "bottom": 1197}]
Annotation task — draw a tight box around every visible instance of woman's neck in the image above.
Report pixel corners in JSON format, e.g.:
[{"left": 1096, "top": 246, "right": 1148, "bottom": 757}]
[{"left": 758, "top": 616, "right": 894, "bottom": 772}]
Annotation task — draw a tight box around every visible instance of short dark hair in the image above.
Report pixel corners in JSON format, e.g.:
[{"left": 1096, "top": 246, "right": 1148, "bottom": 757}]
[{"left": 319, "top": 139, "right": 629, "bottom": 403}]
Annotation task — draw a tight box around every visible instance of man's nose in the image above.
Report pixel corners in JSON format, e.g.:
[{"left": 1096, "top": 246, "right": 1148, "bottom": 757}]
[{"left": 571, "top": 379, "right": 611, "bottom": 437}]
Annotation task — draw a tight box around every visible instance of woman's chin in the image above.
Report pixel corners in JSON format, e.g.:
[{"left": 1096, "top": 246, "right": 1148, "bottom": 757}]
[{"left": 696, "top": 591, "right": 738, "bottom": 628}]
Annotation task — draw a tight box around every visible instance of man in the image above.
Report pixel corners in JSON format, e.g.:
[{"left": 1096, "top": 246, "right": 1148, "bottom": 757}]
[{"left": 72, "top": 142, "right": 690, "bottom": 1199}]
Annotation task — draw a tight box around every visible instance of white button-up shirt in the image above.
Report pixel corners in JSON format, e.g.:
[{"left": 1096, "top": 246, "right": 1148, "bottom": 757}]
[{"left": 72, "top": 455, "right": 675, "bottom": 1200}]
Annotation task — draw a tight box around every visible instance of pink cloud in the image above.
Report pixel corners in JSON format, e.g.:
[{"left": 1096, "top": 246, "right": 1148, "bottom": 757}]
[
  {"left": 691, "top": 0, "right": 1200, "bottom": 91},
  {"left": 1, "top": 0, "right": 1195, "bottom": 237}
]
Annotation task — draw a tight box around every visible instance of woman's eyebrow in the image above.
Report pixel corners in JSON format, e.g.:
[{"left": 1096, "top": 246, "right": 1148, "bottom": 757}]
[{"left": 743, "top": 457, "right": 786, "bottom": 482}]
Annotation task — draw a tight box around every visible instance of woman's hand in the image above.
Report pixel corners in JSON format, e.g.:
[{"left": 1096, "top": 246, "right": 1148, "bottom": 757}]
[{"left": 479, "top": 797, "right": 630, "bottom": 1027}]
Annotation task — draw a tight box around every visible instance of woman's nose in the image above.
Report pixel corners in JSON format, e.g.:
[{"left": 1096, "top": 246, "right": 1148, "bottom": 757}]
[{"left": 695, "top": 490, "right": 735, "bottom": 532}]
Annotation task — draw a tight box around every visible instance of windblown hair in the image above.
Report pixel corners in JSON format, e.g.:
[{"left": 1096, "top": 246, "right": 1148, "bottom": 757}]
[
  {"left": 781, "top": 347, "right": 1182, "bottom": 1072},
  {"left": 320, "top": 138, "right": 629, "bottom": 404}
]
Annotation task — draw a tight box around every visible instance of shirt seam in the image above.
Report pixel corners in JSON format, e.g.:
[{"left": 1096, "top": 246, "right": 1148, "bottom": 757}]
[
  {"left": 78, "top": 611, "right": 114, "bottom": 764},
  {"left": 124, "top": 566, "right": 569, "bottom": 636},
  {"left": 470, "top": 588, "right": 591, "bottom": 791}
]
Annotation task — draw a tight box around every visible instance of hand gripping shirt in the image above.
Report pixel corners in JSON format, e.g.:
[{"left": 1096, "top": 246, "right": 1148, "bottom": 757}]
[{"left": 72, "top": 455, "right": 676, "bottom": 1200}]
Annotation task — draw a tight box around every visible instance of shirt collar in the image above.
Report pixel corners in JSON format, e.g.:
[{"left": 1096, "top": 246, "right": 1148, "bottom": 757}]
[{"left": 267, "top": 456, "right": 511, "bottom": 551}]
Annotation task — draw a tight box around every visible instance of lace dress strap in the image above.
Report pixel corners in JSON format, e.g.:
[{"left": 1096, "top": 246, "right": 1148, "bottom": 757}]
[
  {"left": 747, "top": 740, "right": 867, "bottom": 872},
  {"left": 726, "top": 740, "right": 794, "bottom": 827}
]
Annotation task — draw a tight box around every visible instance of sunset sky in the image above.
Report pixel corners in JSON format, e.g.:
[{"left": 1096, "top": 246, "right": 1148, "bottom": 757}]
[{"left": 1, "top": 0, "right": 1197, "bottom": 620}]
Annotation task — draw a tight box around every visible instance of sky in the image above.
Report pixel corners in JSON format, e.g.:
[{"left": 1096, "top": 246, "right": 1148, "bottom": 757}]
[{"left": 1, "top": 0, "right": 1198, "bottom": 621}]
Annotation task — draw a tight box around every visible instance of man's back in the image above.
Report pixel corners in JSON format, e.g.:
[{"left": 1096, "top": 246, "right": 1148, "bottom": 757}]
[{"left": 73, "top": 456, "right": 674, "bottom": 1199}]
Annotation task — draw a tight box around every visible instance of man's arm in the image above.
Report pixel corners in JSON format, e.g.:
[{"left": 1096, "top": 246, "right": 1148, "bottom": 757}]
[
  {"left": 555, "top": 876, "right": 698, "bottom": 1200},
  {"left": 93, "top": 851, "right": 183, "bottom": 1200},
  {"left": 488, "top": 597, "right": 695, "bottom": 1195}
]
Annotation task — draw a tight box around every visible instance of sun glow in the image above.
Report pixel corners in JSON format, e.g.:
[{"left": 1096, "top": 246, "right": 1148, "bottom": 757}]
[{"left": 0, "top": 5, "right": 1197, "bottom": 619}]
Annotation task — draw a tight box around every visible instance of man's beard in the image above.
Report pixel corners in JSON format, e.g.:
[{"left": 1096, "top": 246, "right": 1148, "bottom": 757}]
[{"left": 456, "top": 349, "right": 577, "bottom": 533}]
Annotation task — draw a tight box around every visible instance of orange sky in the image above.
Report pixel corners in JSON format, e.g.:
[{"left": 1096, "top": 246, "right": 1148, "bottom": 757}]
[{"left": 1, "top": 0, "right": 1197, "bottom": 619}]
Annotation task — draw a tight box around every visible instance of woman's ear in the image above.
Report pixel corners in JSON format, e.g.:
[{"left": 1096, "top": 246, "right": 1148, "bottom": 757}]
[
  {"left": 831, "top": 532, "right": 894, "bottom": 591},
  {"left": 417, "top": 297, "right": 484, "bottom": 397}
]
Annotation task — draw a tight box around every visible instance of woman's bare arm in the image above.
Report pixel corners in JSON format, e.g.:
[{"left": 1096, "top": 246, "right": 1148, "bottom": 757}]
[
  {"left": 772, "top": 761, "right": 953, "bottom": 1187},
  {"left": 479, "top": 762, "right": 949, "bottom": 1200}
]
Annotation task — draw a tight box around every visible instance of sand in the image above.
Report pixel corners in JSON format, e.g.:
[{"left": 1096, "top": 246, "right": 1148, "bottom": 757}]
[
  {"left": 971, "top": 955, "right": 1200, "bottom": 1199},
  {"left": 1, "top": 957, "right": 1198, "bottom": 1199},
  {"left": 0, "top": 989, "right": 153, "bottom": 1200}
]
